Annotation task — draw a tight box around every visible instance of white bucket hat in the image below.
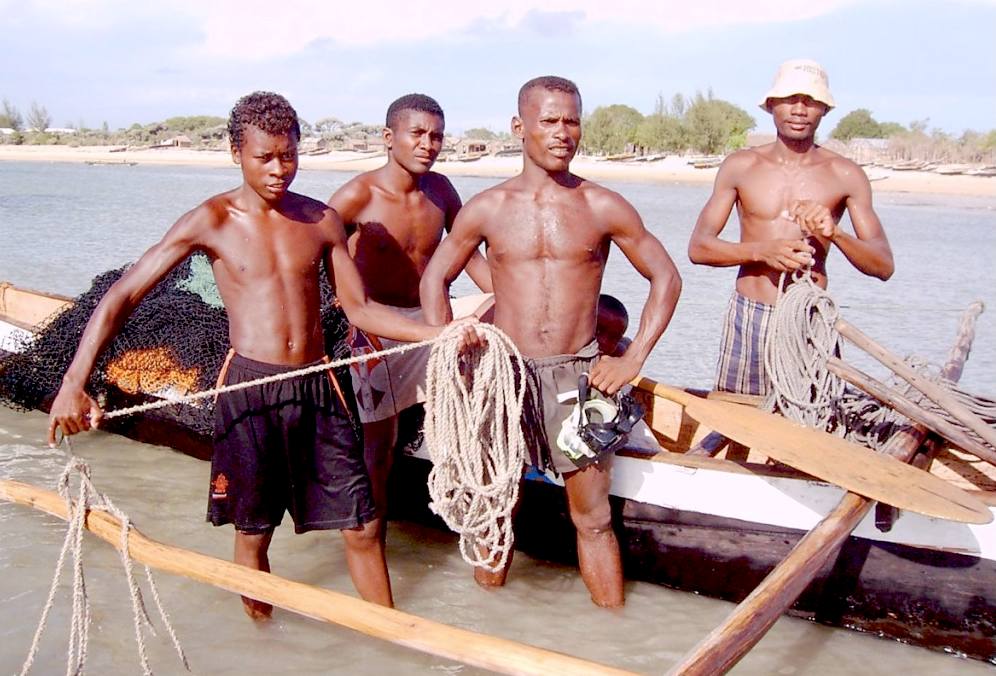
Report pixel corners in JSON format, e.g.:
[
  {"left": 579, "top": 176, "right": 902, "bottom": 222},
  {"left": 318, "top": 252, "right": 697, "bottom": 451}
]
[{"left": 759, "top": 59, "right": 835, "bottom": 112}]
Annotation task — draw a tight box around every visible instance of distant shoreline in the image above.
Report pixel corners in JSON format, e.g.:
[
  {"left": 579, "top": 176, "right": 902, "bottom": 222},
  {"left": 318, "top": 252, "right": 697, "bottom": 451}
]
[{"left": 1, "top": 144, "right": 994, "bottom": 198}]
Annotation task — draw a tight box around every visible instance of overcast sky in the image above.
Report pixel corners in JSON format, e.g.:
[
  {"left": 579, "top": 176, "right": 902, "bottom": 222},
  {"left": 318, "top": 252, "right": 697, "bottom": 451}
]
[{"left": 2, "top": 0, "right": 994, "bottom": 135}]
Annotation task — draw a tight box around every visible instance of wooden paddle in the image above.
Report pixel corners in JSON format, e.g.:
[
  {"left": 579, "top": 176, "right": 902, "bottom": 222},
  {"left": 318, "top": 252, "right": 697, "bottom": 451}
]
[
  {"left": 630, "top": 377, "right": 991, "bottom": 524},
  {"left": 837, "top": 317, "right": 996, "bottom": 450},
  {"left": 666, "top": 300, "right": 987, "bottom": 675},
  {"left": 0, "top": 479, "right": 633, "bottom": 676}
]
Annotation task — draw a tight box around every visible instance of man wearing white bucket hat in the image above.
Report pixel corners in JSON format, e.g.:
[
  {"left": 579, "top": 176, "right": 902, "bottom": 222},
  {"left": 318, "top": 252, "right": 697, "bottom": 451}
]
[{"left": 688, "top": 59, "right": 894, "bottom": 396}]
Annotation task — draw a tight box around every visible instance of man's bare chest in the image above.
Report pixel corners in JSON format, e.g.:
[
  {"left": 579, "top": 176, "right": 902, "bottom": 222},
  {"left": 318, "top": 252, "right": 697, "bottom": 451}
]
[
  {"left": 354, "top": 198, "right": 446, "bottom": 250},
  {"left": 488, "top": 213, "right": 607, "bottom": 264},
  {"left": 739, "top": 172, "right": 846, "bottom": 220},
  {"left": 215, "top": 226, "right": 325, "bottom": 278}
]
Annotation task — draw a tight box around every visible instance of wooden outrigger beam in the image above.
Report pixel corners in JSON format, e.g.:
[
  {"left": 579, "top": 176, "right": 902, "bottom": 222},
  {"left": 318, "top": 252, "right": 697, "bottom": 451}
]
[{"left": 0, "top": 479, "right": 634, "bottom": 676}]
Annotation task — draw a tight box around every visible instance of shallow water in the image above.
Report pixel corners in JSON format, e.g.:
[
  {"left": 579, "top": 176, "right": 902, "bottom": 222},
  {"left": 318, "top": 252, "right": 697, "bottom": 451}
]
[{"left": 1, "top": 161, "right": 995, "bottom": 674}]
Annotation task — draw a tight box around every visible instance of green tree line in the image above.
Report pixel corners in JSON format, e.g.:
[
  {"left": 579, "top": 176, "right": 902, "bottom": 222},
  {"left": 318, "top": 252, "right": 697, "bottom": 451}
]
[{"left": 582, "top": 91, "right": 756, "bottom": 156}]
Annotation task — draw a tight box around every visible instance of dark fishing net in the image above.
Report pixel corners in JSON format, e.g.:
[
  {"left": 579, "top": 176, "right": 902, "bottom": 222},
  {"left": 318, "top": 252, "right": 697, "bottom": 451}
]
[{"left": 0, "top": 254, "right": 352, "bottom": 443}]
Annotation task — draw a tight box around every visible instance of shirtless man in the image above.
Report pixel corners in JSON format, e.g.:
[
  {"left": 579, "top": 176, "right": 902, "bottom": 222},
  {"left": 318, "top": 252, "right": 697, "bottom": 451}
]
[
  {"left": 688, "top": 59, "right": 894, "bottom": 396},
  {"left": 328, "top": 94, "right": 492, "bottom": 531},
  {"left": 420, "top": 76, "right": 682, "bottom": 607},
  {"left": 47, "top": 91, "right": 449, "bottom": 617}
]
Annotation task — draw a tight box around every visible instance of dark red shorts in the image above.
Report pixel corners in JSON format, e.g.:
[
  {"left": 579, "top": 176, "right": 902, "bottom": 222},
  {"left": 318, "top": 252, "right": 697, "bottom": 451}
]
[{"left": 207, "top": 354, "right": 373, "bottom": 534}]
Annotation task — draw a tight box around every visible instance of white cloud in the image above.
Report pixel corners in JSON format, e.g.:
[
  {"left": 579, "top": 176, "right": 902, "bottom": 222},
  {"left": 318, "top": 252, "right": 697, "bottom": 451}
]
[
  {"left": 9, "top": 0, "right": 871, "bottom": 60},
  {"left": 192, "top": 1, "right": 869, "bottom": 58}
]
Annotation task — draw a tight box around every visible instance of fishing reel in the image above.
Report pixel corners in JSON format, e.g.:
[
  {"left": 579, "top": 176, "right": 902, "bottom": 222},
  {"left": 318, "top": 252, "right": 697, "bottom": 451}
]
[{"left": 556, "top": 373, "right": 645, "bottom": 469}]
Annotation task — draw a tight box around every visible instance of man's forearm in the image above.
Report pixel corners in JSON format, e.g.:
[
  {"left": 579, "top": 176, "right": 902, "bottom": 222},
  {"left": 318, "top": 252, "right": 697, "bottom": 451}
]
[
  {"left": 61, "top": 292, "right": 135, "bottom": 388},
  {"left": 689, "top": 236, "right": 757, "bottom": 267},
  {"left": 348, "top": 301, "right": 440, "bottom": 342},
  {"left": 831, "top": 231, "right": 894, "bottom": 280},
  {"left": 419, "top": 273, "right": 453, "bottom": 325},
  {"left": 465, "top": 253, "right": 494, "bottom": 293},
  {"left": 626, "top": 273, "right": 682, "bottom": 365}
]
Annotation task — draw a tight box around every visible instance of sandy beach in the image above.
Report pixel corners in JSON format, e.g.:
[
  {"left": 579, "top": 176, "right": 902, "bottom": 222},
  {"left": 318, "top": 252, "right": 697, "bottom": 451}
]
[{"left": 0, "top": 144, "right": 994, "bottom": 198}]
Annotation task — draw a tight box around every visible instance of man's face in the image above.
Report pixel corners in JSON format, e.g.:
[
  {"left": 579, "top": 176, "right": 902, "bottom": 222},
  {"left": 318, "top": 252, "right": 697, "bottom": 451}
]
[
  {"left": 232, "top": 125, "right": 299, "bottom": 202},
  {"left": 769, "top": 94, "right": 828, "bottom": 142},
  {"left": 513, "top": 88, "right": 581, "bottom": 172},
  {"left": 385, "top": 110, "right": 445, "bottom": 175}
]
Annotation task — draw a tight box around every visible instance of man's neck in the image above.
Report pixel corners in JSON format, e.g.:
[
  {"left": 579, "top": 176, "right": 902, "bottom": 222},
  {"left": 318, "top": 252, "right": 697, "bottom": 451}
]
[
  {"left": 520, "top": 159, "right": 577, "bottom": 188},
  {"left": 238, "top": 184, "right": 284, "bottom": 213},
  {"left": 772, "top": 134, "right": 819, "bottom": 165},
  {"left": 382, "top": 158, "right": 422, "bottom": 193}
]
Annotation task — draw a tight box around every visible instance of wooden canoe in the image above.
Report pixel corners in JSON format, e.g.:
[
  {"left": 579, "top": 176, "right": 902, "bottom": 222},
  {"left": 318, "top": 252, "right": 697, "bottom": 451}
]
[{"left": 2, "top": 281, "right": 995, "bottom": 663}]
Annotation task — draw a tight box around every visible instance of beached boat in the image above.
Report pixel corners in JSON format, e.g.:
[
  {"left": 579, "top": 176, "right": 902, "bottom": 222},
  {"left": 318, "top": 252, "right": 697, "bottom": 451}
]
[
  {"left": 687, "top": 156, "right": 723, "bottom": 169},
  {"left": 601, "top": 153, "right": 637, "bottom": 162},
  {"left": 1, "top": 281, "right": 994, "bottom": 665},
  {"left": 966, "top": 166, "right": 996, "bottom": 177}
]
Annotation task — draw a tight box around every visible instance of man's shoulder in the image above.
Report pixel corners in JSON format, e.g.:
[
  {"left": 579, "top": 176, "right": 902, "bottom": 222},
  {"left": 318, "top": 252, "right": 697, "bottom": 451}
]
[
  {"left": 191, "top": 190, "right": 239, "bottom": 228},
  {"left": 329, "top": 173, "right": 377, "bottom": 208},
  {"left": 421, "top": 171, "right": 460, "bottom": 200},
  {"left": 721, "top": 147, "right": 766, "bottom": 171},
  {"left": 422, "top": 170, "right": 456, "bottom": 188},
  {"left": 815, "top": 145, "right": 861, "bottom": 172},
  {"left": 575, "top": 177, "right": 634, "bottom": 211},
  {"left": 278, "top": 192, "right": 334, "bottom": 226},
  {"left": 466, "top": 179, "right": 515, "bottom": 206},
  {"left": 454, "top": 181, "right": 513, "bottom": 226}
]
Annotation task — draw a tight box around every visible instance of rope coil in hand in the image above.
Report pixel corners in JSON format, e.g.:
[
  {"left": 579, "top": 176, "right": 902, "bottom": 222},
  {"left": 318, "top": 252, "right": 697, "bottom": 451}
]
[{"left": 423, "top": 323, "right": 527, "bottom": 573}]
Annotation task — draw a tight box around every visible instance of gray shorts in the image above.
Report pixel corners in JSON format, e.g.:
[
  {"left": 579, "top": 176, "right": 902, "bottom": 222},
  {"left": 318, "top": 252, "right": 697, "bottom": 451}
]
[{"left": 520, "top": 340, "right": 606, "bottom": 475}]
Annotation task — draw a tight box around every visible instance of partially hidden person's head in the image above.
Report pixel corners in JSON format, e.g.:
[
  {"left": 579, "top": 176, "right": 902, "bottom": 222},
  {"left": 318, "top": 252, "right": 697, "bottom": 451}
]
[
  {"left": 228, "top": 91, "right": 301, "bottom": 201},
  {"left": 596, "top": 294, "right": 629, "bottom": 356},
  {"left": 384, "top": 93, "right": 446, "bottom": 176},
  {"left": 759, "top": 60, "right": 835, "bottom": 141},
  {"left": 513, "top": 76, "right": 582, "bottom": 173}
]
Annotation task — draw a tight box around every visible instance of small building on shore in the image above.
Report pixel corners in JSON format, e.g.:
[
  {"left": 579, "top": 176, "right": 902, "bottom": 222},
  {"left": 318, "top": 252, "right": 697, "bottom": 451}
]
[
  {"left": 346, "top": 135, "right": 385, "bottom": 153},
  {"left": 151, "top": 135, "right": 193, "bottom": 149}
]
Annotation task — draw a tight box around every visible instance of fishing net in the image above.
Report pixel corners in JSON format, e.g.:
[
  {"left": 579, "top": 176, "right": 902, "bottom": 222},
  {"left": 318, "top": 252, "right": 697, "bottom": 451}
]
[{"left": 0, "top": 254, "right": 352, "bottom": 442}]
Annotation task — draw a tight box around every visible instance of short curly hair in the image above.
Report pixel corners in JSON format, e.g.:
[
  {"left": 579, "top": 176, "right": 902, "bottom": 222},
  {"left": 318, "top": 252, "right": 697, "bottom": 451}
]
[
  {"left": 228, "top": 91, "right": 301, "bottom": 150},
  {"left": 517, "top": 76, "right": 581, "bottom": 115},
  {"left": 385, "top": 93, "right": 445, "bottom": 130}
]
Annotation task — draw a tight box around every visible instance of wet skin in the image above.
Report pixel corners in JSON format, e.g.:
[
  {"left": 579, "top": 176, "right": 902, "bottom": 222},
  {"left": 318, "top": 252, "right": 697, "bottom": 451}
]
[
  {"left": 327, "top": 109, "right": 493, "bottom": 529},
  {"left": 688, "top": 94, "right": 894, "bottom": 305},
  {"left": 420, "top": 85, "right": 682, "bottom": 607},
  {"left": 46, "top": 123, "right": 453, "bottom": 614}
]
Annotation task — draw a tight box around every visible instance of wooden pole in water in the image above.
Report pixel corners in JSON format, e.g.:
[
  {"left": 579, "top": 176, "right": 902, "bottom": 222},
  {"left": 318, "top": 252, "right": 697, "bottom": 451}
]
[
  {"left": 666, "top": 301, "right": 986, "bottom": 676},
  {"left": 0, "top": 480, "right": 634, "bottom": 676}
]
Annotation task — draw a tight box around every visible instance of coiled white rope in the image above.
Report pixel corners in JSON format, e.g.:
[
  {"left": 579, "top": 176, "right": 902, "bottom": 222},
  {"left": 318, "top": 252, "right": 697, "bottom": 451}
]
[
  {"left": 423, "top": 323, "right": 527, "bottom": 573},
  {"left": 34, "top": 321, "right": 530, "bottom": 675}
]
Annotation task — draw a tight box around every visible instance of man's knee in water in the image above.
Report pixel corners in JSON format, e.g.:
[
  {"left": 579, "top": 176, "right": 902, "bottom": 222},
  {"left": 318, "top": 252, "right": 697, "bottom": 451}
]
[
  {"left": 569, "top": 501, "right": 613, "bottom": 538},
  {"left": 341, "top": 519, "right": 381, "bottom": 551}
]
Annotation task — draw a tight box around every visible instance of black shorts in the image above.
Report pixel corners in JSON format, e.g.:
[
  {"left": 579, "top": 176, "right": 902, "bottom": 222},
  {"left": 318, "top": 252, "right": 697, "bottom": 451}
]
[{"left": 207, "top": 354, "right": 374, "bottom": 534}]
